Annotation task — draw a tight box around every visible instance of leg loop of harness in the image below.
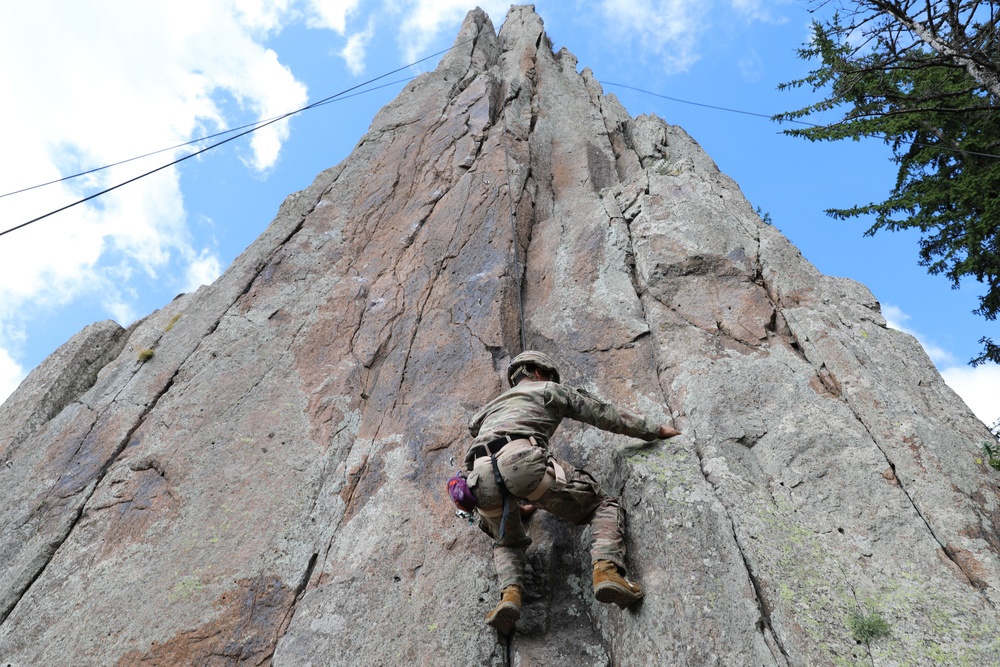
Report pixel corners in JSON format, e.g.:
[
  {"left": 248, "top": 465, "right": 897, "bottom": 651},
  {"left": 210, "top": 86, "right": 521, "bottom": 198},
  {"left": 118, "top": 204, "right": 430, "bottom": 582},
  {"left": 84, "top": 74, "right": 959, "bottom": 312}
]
[
  {"left": 525, "top": 459, "right": 567, "bottom": 501},
  {"left": 489, "top": 452, "right": 512, "bottom": 542}
]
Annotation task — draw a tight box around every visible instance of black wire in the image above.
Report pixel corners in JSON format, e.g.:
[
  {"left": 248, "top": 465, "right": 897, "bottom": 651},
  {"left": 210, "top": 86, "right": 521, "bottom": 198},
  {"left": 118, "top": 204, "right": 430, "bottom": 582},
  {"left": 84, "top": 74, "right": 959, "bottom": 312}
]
[
  {"left": 0, "top": 40, "right": 467, "bottom": 238},
  {"left": 2, "top": 121, "right": 272, "bottom": 200},
  {"left": 601, "top": 80, "right": 812, "bottom": 124},
  {"left": 13, "top": 43, "right": 994, "bottom": 240},
  {"left": 0, "top": 76, "right": 415, "bottom": 200},
  {"left": 601, "top": 80, "right": 1000, "bottom": 161}
]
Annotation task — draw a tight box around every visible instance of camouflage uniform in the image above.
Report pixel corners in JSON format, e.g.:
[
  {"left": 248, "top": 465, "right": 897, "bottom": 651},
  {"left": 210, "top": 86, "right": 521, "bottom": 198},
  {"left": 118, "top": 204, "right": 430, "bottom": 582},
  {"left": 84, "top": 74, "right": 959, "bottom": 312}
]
[{"left": 464, "top": 380, "right": 659, "bottom": 591}]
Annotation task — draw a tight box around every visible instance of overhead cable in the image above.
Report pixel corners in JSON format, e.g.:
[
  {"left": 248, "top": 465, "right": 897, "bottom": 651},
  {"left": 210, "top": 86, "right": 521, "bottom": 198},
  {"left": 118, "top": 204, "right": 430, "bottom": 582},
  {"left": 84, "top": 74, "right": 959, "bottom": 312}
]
[
  {"left": 601, "top": 81, "right": 808, "bottom": 124},
  {"left": 0, "top": 76, "right": 415, "bottom": 200},
  {"left": 600, "top": 80, "right": 1000, "bottom": 162},
  {"left": 0, "top": 40, "right": 467, "bottom": 238}
]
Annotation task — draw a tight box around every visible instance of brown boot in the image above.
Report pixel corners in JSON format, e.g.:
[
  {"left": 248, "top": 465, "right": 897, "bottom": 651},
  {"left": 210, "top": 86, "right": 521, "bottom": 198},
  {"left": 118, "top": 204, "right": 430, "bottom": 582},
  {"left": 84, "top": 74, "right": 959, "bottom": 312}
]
[
  {"left": 593, "top": 560, "right": 643, "bottom": 609},
  {"left": 485, "top": 585, "right": 523, "bottom": 634}
]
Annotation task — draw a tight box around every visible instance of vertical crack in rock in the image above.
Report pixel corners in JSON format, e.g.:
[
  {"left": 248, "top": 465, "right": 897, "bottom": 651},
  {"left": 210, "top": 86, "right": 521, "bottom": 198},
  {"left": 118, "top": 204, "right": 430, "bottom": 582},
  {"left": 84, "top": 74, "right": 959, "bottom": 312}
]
[
  {"left": 0, "top": 495, "right": 84, "bottom": 628},
  {"left": 495, "top": 39, "right": 538, "bottom": 356},
  {"left": 683, "top": 419, "right": 792, "bottom": 665},
  {"left": 762, "top": 237, "right": 998, "bottom": 610},
  {"left": 1, "top": 176, "right": 325, "bottom": 630},
  {"left": 617, "top": 182, "right": 676, "bottom": 419},
  {"left": 851, "top": 409, "right": 994, "bottom": 603},
  {"left": 728, "top": 519, "right": 793, "bottom": 667},
  {"left": 0, "top": 368, "right": 177, "bottom": 627},
  {"left": 835, "top": 564, "right": 878, "bottom": 667},
  {"left": 615, "top": 147, "right": 797, "bottom": 662},
  {"left": 266, "top": 552, "right": 319, "bottom": 660},
  {"left": 499, "top": 106, "right": 527, "bottom": 352}
]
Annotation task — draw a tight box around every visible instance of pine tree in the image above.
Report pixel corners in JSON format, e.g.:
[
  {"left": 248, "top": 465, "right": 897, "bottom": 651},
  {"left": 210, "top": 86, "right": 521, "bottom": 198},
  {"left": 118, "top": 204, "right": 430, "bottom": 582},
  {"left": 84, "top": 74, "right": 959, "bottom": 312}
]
[{"left": 776, "top": 1, "right": 1000, "bottom": 364}]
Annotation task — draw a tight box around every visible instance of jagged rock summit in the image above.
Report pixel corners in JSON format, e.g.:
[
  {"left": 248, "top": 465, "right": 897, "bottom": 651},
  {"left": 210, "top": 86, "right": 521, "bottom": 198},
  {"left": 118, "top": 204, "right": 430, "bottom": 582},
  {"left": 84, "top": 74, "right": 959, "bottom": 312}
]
[{"left": 2, "top": 6, "right": 999, "bottom": 666}]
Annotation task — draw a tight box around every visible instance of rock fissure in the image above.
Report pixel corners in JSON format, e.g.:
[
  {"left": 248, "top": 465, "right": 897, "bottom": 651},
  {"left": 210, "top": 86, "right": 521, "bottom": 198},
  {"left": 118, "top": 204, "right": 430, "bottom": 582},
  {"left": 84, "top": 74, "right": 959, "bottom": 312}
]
[
  {"left": 688, "top": 433, "right": 792, "bottom": 666},
  {"left": 733, "top": 524, "right": 792, "bottom": 666},
  {"left": 836, "top": 564, "right": 878, "bottom": 667},
  {"left": 777, "top": 285, "right": 998, "bottom": 608},
  {"left": 234, "top": 216, "right": 311, "bottom": 304},
  {"left": 1, "top": 208, "right": 307, "bottom": 627},
  {"left": 38, "top": 325, "right": 180, "bottom": 508},
  {"left": 266, "top": 553, "right": 319, "bottom": 661},
  {"left": 3, "top": 264, "right": 247, "bottom": 624},
  {"left": 307, "top": 420, "right": 355, "bottom": 509},
  {"left": 1, "top": 370, "right": 177, "bottom": 627},
  {"left": 852, "top": 404, "right": 994, "bottom": 602},
  {"left": 225, "top": 331, "right": 306, "bottom": 418},
  {"left": 0, "top": 498, "right": 88, "bottom": 629},
  {"left": 0, "top": 322, "right": 128, "bottom": 465}
]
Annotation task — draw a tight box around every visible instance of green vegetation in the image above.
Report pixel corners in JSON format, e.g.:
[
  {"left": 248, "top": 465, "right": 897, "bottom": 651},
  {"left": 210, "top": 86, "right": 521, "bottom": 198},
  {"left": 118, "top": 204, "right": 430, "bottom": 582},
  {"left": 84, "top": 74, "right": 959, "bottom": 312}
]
[
  {"left": 137, "top": 348, "right": 155, "bottom": 362},
  {"left": 165, "top": 313, "right": 182, "bottom": 332},
  {"left": 755, "top": 206, "right": 773, "bottom": 226},
  {"left": 776, "top": 1, "right": 1000, "bottom": 365},
  {"left": 982, "top": 441, "right": 1000, "bottom": 470},
  {"left": 848, "top": 606, "right": 891, "bottom": 644}
]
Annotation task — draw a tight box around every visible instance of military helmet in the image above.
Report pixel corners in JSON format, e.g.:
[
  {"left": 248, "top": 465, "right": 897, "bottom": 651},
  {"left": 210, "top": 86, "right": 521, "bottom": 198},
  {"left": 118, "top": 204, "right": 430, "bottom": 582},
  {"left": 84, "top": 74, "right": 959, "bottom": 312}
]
[{"left": 507, "top": 350, "right": 561, "bottom": 386}]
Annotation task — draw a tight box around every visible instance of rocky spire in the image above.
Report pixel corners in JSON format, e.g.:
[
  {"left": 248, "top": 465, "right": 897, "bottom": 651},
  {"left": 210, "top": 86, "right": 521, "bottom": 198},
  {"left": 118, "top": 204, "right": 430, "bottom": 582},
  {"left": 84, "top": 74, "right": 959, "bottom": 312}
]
[{"left": 2, "top": 6, "right": 998, "bottom": 665}]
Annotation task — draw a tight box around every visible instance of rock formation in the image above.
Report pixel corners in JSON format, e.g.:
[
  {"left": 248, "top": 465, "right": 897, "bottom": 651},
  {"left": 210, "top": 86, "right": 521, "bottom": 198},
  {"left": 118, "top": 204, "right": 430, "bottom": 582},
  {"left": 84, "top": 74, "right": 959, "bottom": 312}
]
[{"left": 2, "top": 6, "right": 999, "bottom": 666}]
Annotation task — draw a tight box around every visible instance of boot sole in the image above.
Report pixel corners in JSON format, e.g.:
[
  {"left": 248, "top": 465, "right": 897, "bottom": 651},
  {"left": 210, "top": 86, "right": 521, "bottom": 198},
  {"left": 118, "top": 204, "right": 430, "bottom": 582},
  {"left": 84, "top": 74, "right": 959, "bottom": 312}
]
[
  {"left": 594, "top": 581, "right": 643, "bottom": 609},
  {"left": 485, "top": 602, "right": 520, "bottom": 635}
]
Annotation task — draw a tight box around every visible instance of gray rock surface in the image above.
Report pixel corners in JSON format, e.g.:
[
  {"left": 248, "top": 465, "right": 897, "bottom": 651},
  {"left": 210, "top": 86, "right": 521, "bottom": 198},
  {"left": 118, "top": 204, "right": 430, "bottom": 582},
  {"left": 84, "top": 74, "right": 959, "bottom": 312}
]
[{"left": 2, "top": 6, "right": 999, "bottom": 666}]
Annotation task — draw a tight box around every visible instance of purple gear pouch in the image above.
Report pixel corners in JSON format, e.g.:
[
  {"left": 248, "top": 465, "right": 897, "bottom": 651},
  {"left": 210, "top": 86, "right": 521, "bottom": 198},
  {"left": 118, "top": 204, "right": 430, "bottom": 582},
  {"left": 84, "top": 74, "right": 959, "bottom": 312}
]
[{"left": 447, "top": 470, "right": 478, "bottom": 512}]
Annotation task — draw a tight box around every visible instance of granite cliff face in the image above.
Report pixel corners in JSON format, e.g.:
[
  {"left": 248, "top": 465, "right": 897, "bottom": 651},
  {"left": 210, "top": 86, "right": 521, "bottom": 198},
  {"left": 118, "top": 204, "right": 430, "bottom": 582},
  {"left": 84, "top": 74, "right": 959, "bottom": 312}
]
[{"left": 2, "top": 6, "right": 999, "bottom": 666}]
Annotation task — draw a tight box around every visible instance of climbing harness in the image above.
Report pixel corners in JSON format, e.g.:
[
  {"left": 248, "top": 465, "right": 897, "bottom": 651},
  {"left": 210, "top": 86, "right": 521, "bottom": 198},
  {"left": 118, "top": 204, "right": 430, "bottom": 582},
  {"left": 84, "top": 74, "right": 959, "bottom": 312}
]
[
  {"left": 489, "top": 452, "right": 513, "bottom": 541},
  {"left": 471, "top": 436, "right": 567, "bottom": 542}
]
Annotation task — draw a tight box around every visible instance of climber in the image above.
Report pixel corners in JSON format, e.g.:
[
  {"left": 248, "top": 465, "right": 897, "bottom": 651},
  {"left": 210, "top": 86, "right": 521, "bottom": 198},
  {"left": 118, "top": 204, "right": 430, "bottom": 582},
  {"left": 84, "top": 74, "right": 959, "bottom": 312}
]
[{"left": 463, "top": 351, "right": 680, "bottom": 635}]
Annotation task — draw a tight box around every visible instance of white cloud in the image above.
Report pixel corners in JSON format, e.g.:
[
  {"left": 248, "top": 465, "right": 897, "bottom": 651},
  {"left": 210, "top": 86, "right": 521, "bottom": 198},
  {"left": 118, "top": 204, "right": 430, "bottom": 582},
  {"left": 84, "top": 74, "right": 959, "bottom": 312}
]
[
  {"left": 597, "top": 0, "right": 792, "bottom": 73},
  {"left": 306, "top": 0, "right": 361, "bottom": 33},
  {"left": 397, "top": 0, "right": 508, "bottom": 64},
  {"left": 235, "top": 0, "right": 298, "bottom": 33},
  {"left": 883, "top": 305, "right": 998, "bottom": 429},
  {"left": 0, "top": 348, "right": 24, "bottom": 407},
  {"left": 882, "top": 304, "right": 956, "bottom": 366},
  {"left": 941, "top": 364, "right": 1000, "bottom": 430},
  {"left": 599, "top": 0, "right": 706, "bottom": 72},
  {"left": 731, "top": 0, "right": 791, "bottom": 24},
  {"left": 183, "top": 250, "right": 224, "bottom": 293},
  {"left": 0, "top": 0, "right": 308, "bottom": 386},
  {"left": 340, "top": 16, "right": 377, "bottom": 75},
  {"left": 103, "top": 293, "right": 140, "bottom": 328}
]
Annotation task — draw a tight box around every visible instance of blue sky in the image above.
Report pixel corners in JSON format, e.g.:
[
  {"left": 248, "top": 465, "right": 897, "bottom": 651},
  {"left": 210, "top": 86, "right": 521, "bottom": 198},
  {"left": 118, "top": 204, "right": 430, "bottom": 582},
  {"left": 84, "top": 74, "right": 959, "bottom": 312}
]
[{"left": 1, "top": 1, "right": 996, "bottom": 428}]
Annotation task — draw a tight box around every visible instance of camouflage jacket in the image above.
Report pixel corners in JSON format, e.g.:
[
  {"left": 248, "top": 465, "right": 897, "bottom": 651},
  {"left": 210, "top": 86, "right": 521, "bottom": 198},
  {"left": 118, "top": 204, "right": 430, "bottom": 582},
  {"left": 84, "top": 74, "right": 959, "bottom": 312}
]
[{"left": 464, "top": 380, "right": 659, "bottom": 470}]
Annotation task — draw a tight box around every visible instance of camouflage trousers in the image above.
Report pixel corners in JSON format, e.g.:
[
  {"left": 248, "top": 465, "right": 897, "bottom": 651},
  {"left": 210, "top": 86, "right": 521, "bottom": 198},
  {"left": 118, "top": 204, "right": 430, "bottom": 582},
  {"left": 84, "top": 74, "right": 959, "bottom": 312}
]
[{"left": 475, "top": 453, "right": 627, "bottom": 591}]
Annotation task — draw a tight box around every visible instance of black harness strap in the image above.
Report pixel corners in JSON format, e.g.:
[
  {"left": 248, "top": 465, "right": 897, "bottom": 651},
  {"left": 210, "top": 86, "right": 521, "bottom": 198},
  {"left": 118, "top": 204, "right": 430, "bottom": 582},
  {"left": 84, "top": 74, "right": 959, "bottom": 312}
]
[{"left": 489, "top": 452, "right": 513, "bottom": 542}]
